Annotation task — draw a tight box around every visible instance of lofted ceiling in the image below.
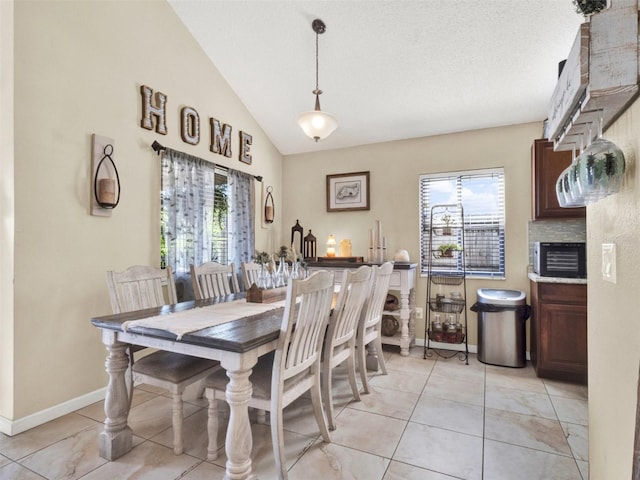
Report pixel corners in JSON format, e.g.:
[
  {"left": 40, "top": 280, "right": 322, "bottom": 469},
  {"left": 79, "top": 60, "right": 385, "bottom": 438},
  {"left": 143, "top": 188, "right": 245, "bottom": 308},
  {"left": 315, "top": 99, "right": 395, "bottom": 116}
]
[{"left": 168, "top": 1, "right": 584, "bottom": 156}]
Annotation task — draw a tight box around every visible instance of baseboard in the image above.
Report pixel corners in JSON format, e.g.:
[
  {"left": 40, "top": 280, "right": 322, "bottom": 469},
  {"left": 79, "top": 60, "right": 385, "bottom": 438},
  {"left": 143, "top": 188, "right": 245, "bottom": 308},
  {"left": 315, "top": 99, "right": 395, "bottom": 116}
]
[{"left": 0, "top": 387, "right": 107, "bottom": 436}]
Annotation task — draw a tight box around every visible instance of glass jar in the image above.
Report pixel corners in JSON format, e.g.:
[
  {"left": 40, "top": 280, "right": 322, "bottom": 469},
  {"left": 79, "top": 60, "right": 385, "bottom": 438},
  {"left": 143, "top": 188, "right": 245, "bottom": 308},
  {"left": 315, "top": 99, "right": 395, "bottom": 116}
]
[
  {"left": 447, "top": 324, "right": 458, "bottom": 343},
  {"left": 432, "top": 314, "right": 443, "bottom": 342}
]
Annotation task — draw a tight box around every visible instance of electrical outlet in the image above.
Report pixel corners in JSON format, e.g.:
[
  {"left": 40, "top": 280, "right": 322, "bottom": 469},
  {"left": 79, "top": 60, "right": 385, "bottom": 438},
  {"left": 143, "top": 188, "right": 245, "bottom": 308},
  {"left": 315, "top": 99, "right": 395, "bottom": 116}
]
[
  {"left": 602, "top": 243, "right": 617, "bottom": 283},
  {"left": 415, "top": 307, "right": 423, "bottom": 319}
]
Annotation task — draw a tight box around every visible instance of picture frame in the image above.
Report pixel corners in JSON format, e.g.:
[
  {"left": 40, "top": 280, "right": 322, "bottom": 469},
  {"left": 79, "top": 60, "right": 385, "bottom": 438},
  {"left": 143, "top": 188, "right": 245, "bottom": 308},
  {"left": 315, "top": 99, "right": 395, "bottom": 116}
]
[{"left": 326, "top": 171, "right": 370, "bottom": 212}]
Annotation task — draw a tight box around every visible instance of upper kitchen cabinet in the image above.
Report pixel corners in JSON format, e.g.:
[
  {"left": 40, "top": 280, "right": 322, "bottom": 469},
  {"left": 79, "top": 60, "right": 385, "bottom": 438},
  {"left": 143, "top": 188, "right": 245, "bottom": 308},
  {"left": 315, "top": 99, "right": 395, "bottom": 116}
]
[{"left": 531, "top": 139, "right": 586, "bottom": 220}]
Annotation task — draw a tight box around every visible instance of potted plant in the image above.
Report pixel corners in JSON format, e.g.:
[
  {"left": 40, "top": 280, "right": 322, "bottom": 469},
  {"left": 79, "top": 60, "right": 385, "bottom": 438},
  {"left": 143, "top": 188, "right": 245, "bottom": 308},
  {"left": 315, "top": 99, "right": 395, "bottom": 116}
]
[
  {"left": 441, "top": 213, "right": 455, "bottom": 235},
  {"left": 437, "top": 243, "right": 461, "bottom": 258},
  {"left": 572, "top": 0, "right": 607, "bottom": 17}
]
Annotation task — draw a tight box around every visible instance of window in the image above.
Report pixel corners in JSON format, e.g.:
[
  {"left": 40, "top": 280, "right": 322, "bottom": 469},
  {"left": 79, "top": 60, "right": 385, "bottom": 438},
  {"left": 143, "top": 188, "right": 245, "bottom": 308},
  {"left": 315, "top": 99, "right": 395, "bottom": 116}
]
[{"left": 419, "top": 168, "right": 505, "bottom": 278}]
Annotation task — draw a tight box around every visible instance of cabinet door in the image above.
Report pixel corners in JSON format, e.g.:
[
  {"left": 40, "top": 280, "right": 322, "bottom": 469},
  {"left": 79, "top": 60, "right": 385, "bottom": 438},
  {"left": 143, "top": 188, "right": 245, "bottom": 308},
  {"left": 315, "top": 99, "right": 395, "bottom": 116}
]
[
  {"left": 538, "top": 302, "right": 588, "bottom": 382},
  {"left": 531, "top": 139, "right": 586, "bottom": 220}
]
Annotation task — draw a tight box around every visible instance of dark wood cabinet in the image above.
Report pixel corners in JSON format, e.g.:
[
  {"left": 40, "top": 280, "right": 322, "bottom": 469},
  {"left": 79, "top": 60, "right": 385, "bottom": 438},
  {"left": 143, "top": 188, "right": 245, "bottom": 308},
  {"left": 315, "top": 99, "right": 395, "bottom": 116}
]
[
  {"left": 530, "top": 281, "right": 587, "bottom": 383},
  {"left": 531, "top": 139, "right": 586, "bottom": 220}
]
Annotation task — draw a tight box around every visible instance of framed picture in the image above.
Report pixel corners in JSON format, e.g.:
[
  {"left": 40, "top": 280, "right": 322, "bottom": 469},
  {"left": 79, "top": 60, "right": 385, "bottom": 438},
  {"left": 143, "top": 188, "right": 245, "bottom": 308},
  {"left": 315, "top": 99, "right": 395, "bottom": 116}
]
[{"left": 326, "top": 171, "right": 370, "bottom": 212}]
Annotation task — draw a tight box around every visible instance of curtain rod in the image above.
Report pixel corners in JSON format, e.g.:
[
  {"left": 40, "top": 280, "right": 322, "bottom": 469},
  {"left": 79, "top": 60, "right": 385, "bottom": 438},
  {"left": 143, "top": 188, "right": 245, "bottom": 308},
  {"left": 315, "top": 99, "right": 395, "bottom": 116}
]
[{"left": 151, "top": 140, "right": 263, "bottom": 182}]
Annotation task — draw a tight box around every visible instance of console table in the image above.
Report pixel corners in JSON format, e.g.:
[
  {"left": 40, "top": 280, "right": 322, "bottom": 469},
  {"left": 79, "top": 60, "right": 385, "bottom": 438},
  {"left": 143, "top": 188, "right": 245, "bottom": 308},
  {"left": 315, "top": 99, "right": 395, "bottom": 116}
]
[{"left": 307, "top": 261, "right": 417, "bottom": 356}]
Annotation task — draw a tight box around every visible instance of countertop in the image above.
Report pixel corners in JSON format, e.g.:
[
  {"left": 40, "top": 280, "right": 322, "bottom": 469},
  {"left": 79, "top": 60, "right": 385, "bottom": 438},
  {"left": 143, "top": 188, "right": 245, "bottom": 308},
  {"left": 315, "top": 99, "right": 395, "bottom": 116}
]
[{"left": 528, "top": 272, "right": 587, "bottom": 285}]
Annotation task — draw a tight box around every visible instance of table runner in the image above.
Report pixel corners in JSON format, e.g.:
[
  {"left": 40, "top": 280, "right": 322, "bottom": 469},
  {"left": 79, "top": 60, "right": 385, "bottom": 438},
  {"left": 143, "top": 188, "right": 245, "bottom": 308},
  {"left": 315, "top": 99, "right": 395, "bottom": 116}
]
[{"left": 121, "top": 299, "right": 286, "bottom": 340}]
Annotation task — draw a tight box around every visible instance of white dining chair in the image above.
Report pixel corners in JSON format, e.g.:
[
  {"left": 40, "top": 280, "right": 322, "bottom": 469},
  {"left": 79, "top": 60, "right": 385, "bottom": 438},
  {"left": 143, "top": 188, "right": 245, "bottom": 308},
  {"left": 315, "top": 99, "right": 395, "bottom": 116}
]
[
  {"left": 241, "top": 261, "right": 262, "bottom": 290},
  {"left": 321, "top": 265, "right": 372, "bottom": 430},
  {"left": 204, "top": 270, "right": 335, "bottom": 479},
  {"left": 106, "top": 264, "right": 220, "bottom": 454},
  {"left": 190, "top": 261, "right": 239, "bottom": 300},
  {"left": 356, "top": 262, "right": 394, "bottom": 394}
]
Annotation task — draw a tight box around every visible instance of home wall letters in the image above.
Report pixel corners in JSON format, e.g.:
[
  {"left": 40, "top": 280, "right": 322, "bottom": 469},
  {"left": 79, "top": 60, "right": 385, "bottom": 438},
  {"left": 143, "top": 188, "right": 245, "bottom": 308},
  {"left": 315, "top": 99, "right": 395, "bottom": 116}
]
[{"left": 140, "top": 85, "right": 252, "bottom": 165}]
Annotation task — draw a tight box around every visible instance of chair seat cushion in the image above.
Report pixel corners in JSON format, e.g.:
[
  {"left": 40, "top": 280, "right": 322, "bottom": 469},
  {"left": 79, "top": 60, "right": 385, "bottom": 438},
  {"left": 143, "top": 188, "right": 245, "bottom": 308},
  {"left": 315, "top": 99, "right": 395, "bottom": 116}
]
[
  {"left": 133, "top": 350, "right": 219, "bottom": 383},
  {"left": 204, "top": 352, "right": 310, "bottom": 400}
]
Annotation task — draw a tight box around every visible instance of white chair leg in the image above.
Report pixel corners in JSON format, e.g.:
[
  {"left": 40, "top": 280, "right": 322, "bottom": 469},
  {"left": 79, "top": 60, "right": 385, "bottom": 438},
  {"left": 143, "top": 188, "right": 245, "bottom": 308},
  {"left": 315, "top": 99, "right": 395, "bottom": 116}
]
[
  {"left": 256, "top": 408, "right": 267, "bottom": 424},
  {"left": 321, "top": 361, "right": 336, "bottom": 431},
  {"left": 374, "top": 336, "right": 388, "bottom": 375},
  {"left": 206, "top": 389, "right": 219, "bottom": 461},
  {"left": 346, "top": 353, "right": 360, "bottom": 402},
  {"left": 270, "top": 403, "right": 288, "bottom": 480},
  {"left": 171, "top": 391, "right": 184, "bottom": 455},
  {"left": 310, "top": 378, "right": 331, "bottom": 443},
  {"left": 358, "top": 341, "right": 371, "bottom": 394}
]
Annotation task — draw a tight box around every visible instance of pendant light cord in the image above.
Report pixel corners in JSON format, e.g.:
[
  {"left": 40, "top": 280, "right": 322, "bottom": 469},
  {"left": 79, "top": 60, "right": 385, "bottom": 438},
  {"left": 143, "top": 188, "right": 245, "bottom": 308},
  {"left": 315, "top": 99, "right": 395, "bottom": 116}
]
[{"left": 315, "top": 30, "right": 320, "bottom": 92}]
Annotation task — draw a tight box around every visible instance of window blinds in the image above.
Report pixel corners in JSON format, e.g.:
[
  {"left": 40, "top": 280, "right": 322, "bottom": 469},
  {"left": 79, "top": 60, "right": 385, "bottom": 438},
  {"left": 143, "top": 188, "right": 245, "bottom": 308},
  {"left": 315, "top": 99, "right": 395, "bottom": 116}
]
[{"left": 419, "top": 168, "right": 506, "bottom": 278}]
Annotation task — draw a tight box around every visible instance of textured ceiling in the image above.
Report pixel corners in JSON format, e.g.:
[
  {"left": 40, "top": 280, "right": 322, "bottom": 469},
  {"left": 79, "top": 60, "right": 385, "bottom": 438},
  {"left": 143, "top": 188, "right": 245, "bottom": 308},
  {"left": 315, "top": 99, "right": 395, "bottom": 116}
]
[{"left": 168, "top": 1, "right": 584, "bottom": 156}]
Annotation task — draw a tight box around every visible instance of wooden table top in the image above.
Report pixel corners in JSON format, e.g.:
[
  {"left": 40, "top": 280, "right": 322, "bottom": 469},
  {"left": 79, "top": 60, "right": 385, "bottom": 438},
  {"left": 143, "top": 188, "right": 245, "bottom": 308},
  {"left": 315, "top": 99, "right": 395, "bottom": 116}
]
[{"left": 91, "top": 293, "right": 284, "bottom": 353}]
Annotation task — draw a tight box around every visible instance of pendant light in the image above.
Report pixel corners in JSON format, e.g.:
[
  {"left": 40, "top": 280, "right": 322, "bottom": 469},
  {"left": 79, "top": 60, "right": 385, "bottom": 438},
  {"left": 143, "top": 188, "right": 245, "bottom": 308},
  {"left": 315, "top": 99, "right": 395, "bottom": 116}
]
[{"left": 297, "top": 19, "right": 338, "bottom": 142}]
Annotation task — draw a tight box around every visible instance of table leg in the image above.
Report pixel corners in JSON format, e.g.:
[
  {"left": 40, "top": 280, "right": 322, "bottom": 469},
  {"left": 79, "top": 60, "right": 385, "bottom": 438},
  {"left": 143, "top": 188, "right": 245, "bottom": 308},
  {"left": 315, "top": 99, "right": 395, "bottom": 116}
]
[
  {"left": 399, "top": 289, "right": 412, "bottom": 356},
  {"left": 223, "top": 366, "right": 255, "bottom": 480},
  {"left": 99, "top": 338, "right": 132, "bottom": 460}
]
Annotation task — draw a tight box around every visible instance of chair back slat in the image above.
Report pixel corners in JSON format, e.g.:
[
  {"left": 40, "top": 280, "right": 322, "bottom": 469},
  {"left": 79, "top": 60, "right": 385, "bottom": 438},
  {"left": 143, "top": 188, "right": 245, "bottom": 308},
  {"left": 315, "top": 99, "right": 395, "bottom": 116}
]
[
  {"left": 241, "top": 261, "right": 262, "bottom": 290},
  {"left": 330, "top": 266, "right": 372, "bottom": 348},
  {"left": 190, "top": 262, "right": 239, "bottom": 300},
  {"left": 360, "top": 262, "right": 394, "bottom": 330},
  {"left": 275, "top": 270, "right": 334, "bottom": 382},
  {"left": 106, "top": 265, "right": 177, "bottom": 314}
]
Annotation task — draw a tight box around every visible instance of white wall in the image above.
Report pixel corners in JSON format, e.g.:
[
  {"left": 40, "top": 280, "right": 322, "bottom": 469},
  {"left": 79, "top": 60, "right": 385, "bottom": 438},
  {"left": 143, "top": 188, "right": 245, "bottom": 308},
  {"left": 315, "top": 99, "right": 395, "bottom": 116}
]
[
  {"left": 282, "top": 122, "right": 540, "bottom": 346},
  {"left": 587, "top": 97, "right": 640, "bottom": 479},
  {"left": 1, "top": 0, "right": 283, "bottom": 430}
]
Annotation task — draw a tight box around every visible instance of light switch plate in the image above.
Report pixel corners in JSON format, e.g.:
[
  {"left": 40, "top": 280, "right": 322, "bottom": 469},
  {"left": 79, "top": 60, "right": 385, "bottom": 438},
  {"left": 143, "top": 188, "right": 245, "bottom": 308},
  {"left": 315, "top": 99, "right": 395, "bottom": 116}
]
[{"left": 602, "top": 243, "right": 617, "bottom": 283}]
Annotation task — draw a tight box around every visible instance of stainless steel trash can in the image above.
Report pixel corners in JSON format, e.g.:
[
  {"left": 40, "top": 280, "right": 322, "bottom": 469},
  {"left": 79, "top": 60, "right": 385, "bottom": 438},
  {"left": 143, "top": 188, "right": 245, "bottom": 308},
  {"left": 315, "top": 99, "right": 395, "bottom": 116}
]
[{"left": 471, "top": 289, "right": 531, "bottom": 368}]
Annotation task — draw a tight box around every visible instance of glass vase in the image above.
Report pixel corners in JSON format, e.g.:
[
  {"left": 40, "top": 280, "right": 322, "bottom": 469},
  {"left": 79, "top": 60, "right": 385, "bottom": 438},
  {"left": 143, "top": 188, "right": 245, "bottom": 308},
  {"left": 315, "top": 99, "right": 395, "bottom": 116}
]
[
  {"left": 577, "top": 114, "right": 625, "bottom": 202},
  {"left": 290, "top": 261, "right": 300, "bottom": 281},
  {"left": 257, "top": 264, "right": 272, "bottom": 289},
  {"left": 275, "top": 257, "right": 288, "bottom": 287}
]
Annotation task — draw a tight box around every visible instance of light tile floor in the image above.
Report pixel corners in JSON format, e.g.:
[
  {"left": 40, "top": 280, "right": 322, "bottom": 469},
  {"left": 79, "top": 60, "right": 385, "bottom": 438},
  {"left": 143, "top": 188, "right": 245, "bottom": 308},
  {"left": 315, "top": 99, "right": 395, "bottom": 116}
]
[{"left": 0, "top": 347, "right": 588, "bottom": 479}]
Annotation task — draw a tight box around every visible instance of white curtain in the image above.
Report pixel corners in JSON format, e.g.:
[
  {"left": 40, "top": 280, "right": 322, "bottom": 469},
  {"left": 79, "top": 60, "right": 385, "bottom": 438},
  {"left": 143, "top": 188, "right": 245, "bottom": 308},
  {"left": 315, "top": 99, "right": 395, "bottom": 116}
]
[
  {"left": 228, "top": 168, "right": 255, "bottom": 268},
  {"left": 161, "top": 149, "right": 216, "bottom": 276},
  {"left": 161, "top": 149, "right": 255, "bottom": 299}
]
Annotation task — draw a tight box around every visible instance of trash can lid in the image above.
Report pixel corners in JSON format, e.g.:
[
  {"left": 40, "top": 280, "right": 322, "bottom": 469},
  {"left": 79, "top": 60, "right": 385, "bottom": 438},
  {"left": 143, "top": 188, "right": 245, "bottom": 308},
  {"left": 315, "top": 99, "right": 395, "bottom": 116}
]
[{"left": 477, "top": 288, "right": 526, "bottom": 306}]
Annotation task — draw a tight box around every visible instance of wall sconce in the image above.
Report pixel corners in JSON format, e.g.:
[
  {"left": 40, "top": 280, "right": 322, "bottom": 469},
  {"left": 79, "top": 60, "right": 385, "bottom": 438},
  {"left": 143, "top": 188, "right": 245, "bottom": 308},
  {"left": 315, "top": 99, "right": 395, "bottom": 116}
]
[
  {"left": 264, "top": 186, "right": 274, "bottom": 223},
  {"left": 91, "top": 134, "right": 120, "bottom": 216},
  {"left": 326, "top": 234, "right": 336, "bottom": 257}
]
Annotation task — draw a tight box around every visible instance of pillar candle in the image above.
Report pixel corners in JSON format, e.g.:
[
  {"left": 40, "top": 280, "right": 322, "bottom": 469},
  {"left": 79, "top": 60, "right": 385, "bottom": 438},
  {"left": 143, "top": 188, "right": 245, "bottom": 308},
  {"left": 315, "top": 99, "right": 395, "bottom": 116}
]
[
  {"left": 98, "top": 178, "right": 116, "bottom": 205},
  {"left": 375, "top": 220, "right": 382, "bottom": 250},
  {"left": 265, "top": 205, "right": 274, "bottom": 222}
]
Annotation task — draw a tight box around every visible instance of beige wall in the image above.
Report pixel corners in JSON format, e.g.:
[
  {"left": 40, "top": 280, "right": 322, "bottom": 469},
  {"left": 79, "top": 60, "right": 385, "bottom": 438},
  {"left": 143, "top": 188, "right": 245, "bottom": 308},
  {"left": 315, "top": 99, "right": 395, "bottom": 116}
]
[
  {"left": 1, "top": 0, "right": 283, "bottom": 429},
  {"left": 587, "top": 97, "right": 640, "bottom": 479},
  {"left": 0, "top": 0, "right": 15, "bottom": 422},
  {"left": 282, "top": 122, "right": 540, "bottom": 346}
]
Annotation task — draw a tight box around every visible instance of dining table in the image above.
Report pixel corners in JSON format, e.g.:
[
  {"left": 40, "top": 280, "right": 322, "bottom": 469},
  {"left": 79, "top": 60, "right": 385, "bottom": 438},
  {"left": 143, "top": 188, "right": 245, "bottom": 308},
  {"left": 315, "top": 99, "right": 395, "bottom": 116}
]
[{"left": 90, "top": 292, "right": 287, "bottom": 480}]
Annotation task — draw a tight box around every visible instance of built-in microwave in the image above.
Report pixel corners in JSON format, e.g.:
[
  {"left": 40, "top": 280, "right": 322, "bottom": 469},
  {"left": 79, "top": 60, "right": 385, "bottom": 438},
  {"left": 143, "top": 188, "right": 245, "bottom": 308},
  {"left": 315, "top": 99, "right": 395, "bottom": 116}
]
[{"left": 533, "top": 242, "right": 586, "bottom": 279}]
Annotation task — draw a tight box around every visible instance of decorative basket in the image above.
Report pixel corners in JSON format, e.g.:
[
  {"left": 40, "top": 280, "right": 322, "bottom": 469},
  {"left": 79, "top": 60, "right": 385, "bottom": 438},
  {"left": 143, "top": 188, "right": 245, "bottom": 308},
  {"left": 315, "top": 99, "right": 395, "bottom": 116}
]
[
  {"left": 428, "top": 298, "right": 465, "bottom": 313},
  {"left": 381, "top": 315, "right": 399, "bottom": 336},
  {"left": 430, "top": 274, "right": 464, "bottom": 286}
]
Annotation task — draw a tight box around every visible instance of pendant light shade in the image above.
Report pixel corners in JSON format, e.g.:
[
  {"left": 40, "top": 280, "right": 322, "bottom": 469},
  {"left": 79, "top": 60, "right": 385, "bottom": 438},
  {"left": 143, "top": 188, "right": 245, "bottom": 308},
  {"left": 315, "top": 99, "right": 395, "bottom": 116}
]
[{"left": 297, "top": 19, "right": 337, "bottom": 142}]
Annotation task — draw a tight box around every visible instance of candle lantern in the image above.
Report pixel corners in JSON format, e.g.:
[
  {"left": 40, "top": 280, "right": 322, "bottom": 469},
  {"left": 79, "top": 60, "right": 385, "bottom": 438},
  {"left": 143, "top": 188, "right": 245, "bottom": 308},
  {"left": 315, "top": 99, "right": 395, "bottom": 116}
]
[
  {"left": 91, "top": 134, "right": 121, "bottom": 217},
  {"left": 94, "top": 144, "right": 120, "bottom": 208},
  {"left": 291, "top": 220, "right": 304, "bottom": 256},
  {"left": 303, "top": 229, "right": 316, "bottom": 260},
  {"left": 326, "top": 235, "right": 337, "bottom": 257},
  {"left": 264, "top": 186, "right": 274, "bottom": 223}
]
